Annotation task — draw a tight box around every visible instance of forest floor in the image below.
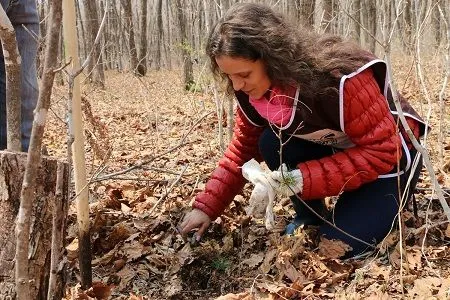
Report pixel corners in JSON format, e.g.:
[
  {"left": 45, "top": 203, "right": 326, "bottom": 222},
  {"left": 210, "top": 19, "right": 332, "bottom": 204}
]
[{"left": 45, "top": 55, "right": 450, "bottom": 300}]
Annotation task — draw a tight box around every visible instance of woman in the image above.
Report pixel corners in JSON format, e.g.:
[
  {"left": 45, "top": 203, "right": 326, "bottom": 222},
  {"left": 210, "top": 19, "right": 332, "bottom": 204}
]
[{"left": 179, "top": 3, "right": 425, "bottom": 257}]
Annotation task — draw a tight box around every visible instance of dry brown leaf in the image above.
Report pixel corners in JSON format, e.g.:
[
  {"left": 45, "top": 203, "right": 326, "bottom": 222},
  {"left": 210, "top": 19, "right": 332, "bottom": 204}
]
[
  {"left": 113, "top": 258, "right": 127, "bottom": 271},
  {"left": 121, "top": 239, "right": 145, "bottom": 261},
  {"left": 365, "top": 292, "right": 391, "bottom": 300},
  {"left": 66, "top": 238, "right": 79, "bottom": 261},
  {"left": 408, "top": 276, "right": 448, "bottom": 298},
  {"left": 128, "top": 294, "right": 144, "bottom": 300},
  {"left": 242, "top": 252, "right": 264, "bottom": 268},
  {"left": 260, "top": 248, "right": 278, "bottom": 274},
  {"left": 215, "top": 292, "right": 253, "bottom": 300},
  {"left": 116, "top": 265, "right": 135, "bottom": 291},
  {"left": 222, "top": 233, "right": 234, "bottom": 252},
  {"left": 85, "top": 281, "right": 113, "bottom": 300},
  {"left": 105, "top": 222, "right": 133, "bottom": 248},
  {"left": 121, "top": 202, "right": 131, "bottom": 214},
  {"left": 164, "top": 275, "right": 182, "bottom": 297},
  {"left": 407, "top": 247, "right": 422, "bottom": 271},
  {"left": 318, "top": 238, "right": 352, "bottom": 259},
  {"left": 281, "top": 260, "right": 305, "bottom": 283},
  {"left": 92, "top": 246, "right": 118, "bottom": 266},
  {"left": 368, "top": 263, "right": 391, "bottom": 281},
  {"left": 445, "top": 224, "right": 450, "bottom": 238}
]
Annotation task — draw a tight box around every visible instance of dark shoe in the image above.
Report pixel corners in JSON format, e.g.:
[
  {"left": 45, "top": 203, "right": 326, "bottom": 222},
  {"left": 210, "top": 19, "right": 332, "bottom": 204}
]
[
  {"left": 285, "top": 198, "right": 326, "bottom": 235},
  {"left": 285, "top": 214, "right": 323, "bottom": 235}
]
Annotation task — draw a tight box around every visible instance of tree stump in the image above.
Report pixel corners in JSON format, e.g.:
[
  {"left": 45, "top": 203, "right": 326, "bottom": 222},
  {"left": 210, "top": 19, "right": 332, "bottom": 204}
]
[{"left": 0, "top": 151, "right": 69, "bottom": 300}]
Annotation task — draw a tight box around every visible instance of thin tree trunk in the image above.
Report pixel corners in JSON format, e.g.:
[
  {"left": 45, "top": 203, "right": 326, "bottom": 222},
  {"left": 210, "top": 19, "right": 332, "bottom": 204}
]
[
  {"left": 82, "top": 0, "right": 105, "bottom": 87},
  {"left": 155, "top": 0, "right": 163, "bottom": 70},
  {"left": 121, "top": 0, "right": 138, "bottom": 74},
  {"left": 174, "top": 0, "right": 194, "bottom": 89},
  {"left": 47, "top": 162, "right": 69, "bottom": 300},
  {"left": 0, "top": 5, "right": 22, "bottom": 151},
  {"left": 63, "top": 0, "right": 92, "bottom": 290},
  {"left": 13, "top": 0, "right": 64, "bottom": 298},
  {"left": 362, "top": 0, "right": 377, "bottom": 53},
  {"left": 432, "top": 2, "right": 442, "bottom": 49},
  {"left": 138, "top": 0, "right": 148, "bottom": 75},
  {"left": 165, "top": 0, "right": 172, "bottom": 69},
  {"left": 403, "top": 0, "right": 413, "bottom": 54}
]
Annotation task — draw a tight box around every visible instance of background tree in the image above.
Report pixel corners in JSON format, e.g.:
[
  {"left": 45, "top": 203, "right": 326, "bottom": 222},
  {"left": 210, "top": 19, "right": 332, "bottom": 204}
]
[
  {"left": 138, "top": 0, "right": 148, "bottom": 76},
  {"left": 174, "top": 0, "right": 194, "bottom": 90},
  {"left": 120, "top": 0, "right": 138, "bottom": 74},
  {"left": 81, "top": 0, "right": 105, "bottom": 87}
]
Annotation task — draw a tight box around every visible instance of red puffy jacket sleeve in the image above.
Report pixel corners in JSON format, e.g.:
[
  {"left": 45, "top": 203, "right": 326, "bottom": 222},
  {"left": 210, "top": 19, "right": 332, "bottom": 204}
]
[
  {"left": 299, "top": 69, "right": 403, "bottom": 199},
  {"left": 193, "top": 108, "right": 264, "bottom": 220}
]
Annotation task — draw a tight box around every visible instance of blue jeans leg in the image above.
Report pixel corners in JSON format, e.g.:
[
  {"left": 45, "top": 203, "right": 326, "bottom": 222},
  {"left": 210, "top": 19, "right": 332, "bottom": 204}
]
[
  {"left": 320, "top": 150, "right": 422, "bottom": 257},
  {"left": 0, "top": 23, "right": 39, "bottom": 151}
]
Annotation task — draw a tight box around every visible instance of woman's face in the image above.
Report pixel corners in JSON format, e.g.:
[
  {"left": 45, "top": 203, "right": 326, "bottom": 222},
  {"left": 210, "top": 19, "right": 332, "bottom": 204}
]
[{"left": 215, "top": 55, "right": 271, "bottom": 99}]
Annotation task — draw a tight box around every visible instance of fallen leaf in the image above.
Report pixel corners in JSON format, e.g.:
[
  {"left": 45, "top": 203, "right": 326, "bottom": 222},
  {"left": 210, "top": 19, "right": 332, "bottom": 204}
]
[
  {"left": 121, "top": 239, "right": 145, "bottom": 261},
  {"left": 242, "top": 252, "right": 264, "bottom": 268},
  {"left": 164, "top": 275, "right": 182, "bottom": 297},
  {"left": 66, "top": 238, "right": 79, "bottom": 261},
  {"left": 121, "top": 202, "right": 131, "bottom": 214},
  {"left": 85, "top": 281, "right": 113, "bottom": 300},
  {"left": 260, "top": 248, "right": 278, "bottom": 274},
  {"left": 116, "top": 265, "right": 135, "bottom": 291},
  {"left": 215, "top": 292, "right": 253, "bottom": 300},
  {"left": 445, "top": 224, "right": 450, "bottom": 238},
  {"left": 318, "top": 238, "right": 352, "bottom": 259}
]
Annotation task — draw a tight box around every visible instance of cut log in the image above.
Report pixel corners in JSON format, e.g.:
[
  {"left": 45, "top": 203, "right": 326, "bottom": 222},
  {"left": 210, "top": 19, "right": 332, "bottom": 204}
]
[{"left": 0, "top": 151, "right": 69, "bottom": 300}]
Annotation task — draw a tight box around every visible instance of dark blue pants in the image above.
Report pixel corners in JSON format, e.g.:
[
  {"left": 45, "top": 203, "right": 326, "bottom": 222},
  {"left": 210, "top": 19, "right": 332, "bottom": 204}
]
[
  {"left": 0, "top": 0, "right": 39, "bottom": 151},
  {"left": 259, "top": 127, "right": 421, "bottom": 257}
]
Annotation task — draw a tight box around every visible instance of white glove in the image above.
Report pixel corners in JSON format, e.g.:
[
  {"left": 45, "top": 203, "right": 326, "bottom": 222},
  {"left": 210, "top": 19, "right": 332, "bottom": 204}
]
[
  {"left": 270, "top": 163, "right": 303, "bottom": 197},
  {"left": 242, "top": 159, "right": 276, "bottom": 230}
]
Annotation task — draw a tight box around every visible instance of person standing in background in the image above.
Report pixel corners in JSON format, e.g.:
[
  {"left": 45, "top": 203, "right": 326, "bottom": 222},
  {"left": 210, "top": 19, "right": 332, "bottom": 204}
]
[{"left": 0, "top": 0, "right": 39, "bottom": 151}]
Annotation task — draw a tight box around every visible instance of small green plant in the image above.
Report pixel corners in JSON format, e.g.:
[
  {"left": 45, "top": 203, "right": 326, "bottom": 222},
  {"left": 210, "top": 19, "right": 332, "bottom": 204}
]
[{"left": 210, "top": 256, "right": 230, "bottom": 272}]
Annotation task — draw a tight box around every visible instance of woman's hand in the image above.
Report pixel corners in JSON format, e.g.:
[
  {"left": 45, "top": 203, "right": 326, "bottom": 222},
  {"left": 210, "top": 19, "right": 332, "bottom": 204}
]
[{"left": 179, "top": 209, "right": 211, "bottom": 242}]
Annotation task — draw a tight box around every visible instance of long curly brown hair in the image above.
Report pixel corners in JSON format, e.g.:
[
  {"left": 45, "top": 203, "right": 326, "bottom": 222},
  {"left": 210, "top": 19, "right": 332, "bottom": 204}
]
[{"left": 206, "top": 2, "right": 374, "bottom": 99}]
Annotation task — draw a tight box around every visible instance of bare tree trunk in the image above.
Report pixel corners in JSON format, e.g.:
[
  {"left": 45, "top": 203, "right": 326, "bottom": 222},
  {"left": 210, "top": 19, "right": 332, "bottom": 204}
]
[
  {"left": 437, "top": 2, "right": 449, "bottom": 166},
  {"left": 174, "top": 0, "right": 194, "bottom": 89},
  {"left": 63, "top": 0, "right": 92, "bottom": 290},
  {"left": 47, "top": 162, "right": 69, "bottom": 300},
  {"left": 81, "top": 0, "right": 105, "bottom": 87},
  {"left": 353, "top": 0, "right": 362, "bottom": 42},
  {"left": 75, "top": 0, "right": 87, "bottom": 65},
  {"left": 14, "top": 0, "right": 65, "bottom": 297},
  {"left": 432, "top": 1, "right": 442, "bottom": 49},
  {"left": 401, "top": 0, "right": 414, "bottom": 54},
  {"left": 112, "top": 0, "right": 123, "bottom": 71},
  {"left": 138, "top": 0, "right": 148, "bottom": 75},
  {"left": 296, "top": 0, "right": 315, "bottom": 27},
  {"left": 362, "top": 0, "right": 377, "bottom": 53},
  {"left": 155, "top": 0, "right": 163, "bottom": 70},
  {"left": 121, "top": 0, "right": 138, "bottom": 74},
  {"left": 165, "top": 0, "right": 172, "bottom": 69},
  {"left": 322, "top": 0, "right": 333, "bottom": 32},
  {"left": 0, "top": 6, "right": 22, "bottom": 151}
]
